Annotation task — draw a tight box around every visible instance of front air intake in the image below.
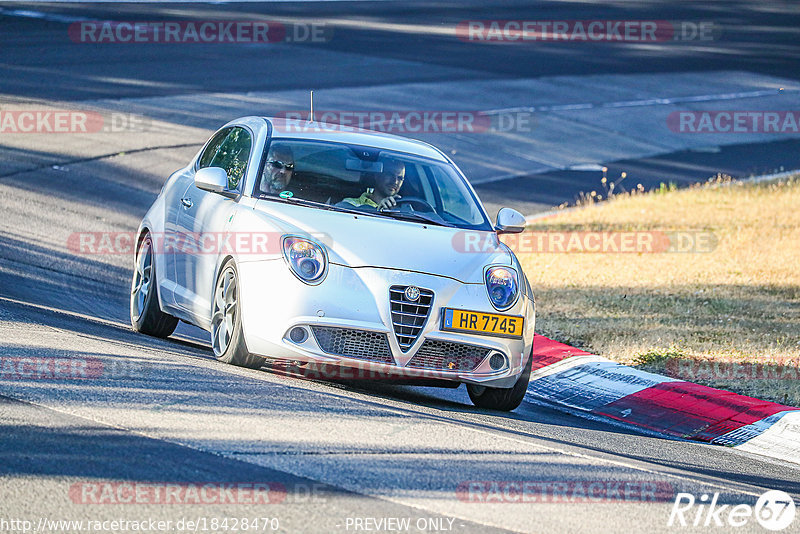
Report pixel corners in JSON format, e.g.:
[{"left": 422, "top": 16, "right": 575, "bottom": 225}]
[
  {"left": 310, "top": 326, "right": 395, "bottom": 364},
  {"left": 389, "top": 285, "right": 433, "bottom": 352}
]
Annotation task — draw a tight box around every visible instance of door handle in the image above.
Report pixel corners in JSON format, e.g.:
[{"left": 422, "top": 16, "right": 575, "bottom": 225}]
[{"left": 180, "top": 197, "right": 193, "bottom": 209}]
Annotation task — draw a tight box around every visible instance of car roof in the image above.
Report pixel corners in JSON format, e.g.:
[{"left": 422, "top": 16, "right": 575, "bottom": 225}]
[{"left": 262, "top": 117, "right": 449, "bottom": 162}]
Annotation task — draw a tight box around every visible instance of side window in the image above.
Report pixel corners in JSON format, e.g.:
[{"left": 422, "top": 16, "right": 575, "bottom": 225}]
[
  {"left": 198, "top": 127, "right": 253, "bottom": 190},
  {"left": 198, "top": 128, "right": 231, "bottom": 170}
]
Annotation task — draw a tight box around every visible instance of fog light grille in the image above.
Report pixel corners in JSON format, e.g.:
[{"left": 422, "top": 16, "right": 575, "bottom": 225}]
[
  {"left": 407, "top": 340, "right": 492, "bottom": 372},
  {"left": 311, "top": 326, "right": 394, "bottom": 364}
]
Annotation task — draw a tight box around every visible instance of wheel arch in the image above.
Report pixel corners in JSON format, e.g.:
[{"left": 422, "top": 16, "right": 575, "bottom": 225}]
[
  {"left": 135, "top": 225, "right": 151, "bottom": 250},
  {"left": 135, "top": 224, "right": 172, "bottom": 314}
]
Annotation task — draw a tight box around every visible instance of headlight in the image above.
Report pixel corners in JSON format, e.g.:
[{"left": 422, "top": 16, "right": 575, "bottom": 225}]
[
  {"left": 282, "top": 236, "right": 327, "bottom": 284},
  {"left": 485, "top": 266, "right": 519, "bottom": 310}
]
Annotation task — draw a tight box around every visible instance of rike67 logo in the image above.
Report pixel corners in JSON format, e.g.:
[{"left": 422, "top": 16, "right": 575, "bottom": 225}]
[{"left": 668, "top": 490, "right": 796, "bottom": 531}]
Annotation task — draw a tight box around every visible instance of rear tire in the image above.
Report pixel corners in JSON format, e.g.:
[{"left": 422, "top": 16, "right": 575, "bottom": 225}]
[
  {"left": 467, "top": 352, "right": 532, "bottom": 411},
  {"left": 211, "top": 259, "right": 265, "bottom": 369},
  {"left": 131, "top": 233, "right": 179, "bottom": 338}
]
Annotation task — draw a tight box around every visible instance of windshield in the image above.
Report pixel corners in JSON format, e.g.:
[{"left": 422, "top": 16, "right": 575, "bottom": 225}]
[{"left": 254, "top": 139, "right": 493, "bottom": 230}]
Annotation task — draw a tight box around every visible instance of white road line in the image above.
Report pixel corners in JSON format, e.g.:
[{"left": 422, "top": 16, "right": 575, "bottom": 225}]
[
  {"left": 0, "top": 0, "right": 393, "bottom": 22},
  {"left": 0, "top": 8, "right": 97, "bottom": 24},
  {"left": 483, "top": 88, "right": 790, "bottom": 115}
]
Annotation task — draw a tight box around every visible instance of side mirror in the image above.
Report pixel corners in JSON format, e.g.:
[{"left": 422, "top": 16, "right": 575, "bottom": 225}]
[
  {"left": 495, "top": 207, "right": 526, "bottom": 234},
  {"left": 195, "top": 167, "right": 237, "bottom": 197}
]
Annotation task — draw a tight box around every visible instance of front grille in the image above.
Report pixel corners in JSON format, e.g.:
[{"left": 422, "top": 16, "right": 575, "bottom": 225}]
[
  {"left": 406, "top": 339, "right": 492, "bottom": 372},
  {"left": 389, "top": 285, "right": 434, "bottom": 352},
  {"left": 311, "top": 326, "right": 395, "bottom": 364}
]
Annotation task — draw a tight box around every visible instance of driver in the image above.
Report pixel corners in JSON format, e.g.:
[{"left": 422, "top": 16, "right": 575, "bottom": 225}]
[
  {"left": 259, "top": 143, "right": 294, "bottom": 195},
  {"left": 337, "top": 159, "right": 405, "bottom": 211}
]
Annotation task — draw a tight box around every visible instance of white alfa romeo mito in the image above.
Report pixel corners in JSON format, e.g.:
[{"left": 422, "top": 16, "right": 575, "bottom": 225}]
[{"left": 131, "top": 116, "right": 535, "bottom": 411}]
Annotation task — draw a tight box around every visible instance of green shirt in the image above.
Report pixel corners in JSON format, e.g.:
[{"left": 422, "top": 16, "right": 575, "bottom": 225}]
[{"left": 340, "top": 191, "right": 378, "bottom": 208}]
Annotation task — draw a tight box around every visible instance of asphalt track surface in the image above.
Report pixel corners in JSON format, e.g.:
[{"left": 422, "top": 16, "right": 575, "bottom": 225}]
[
  {"left": 1, "top": 2, "right": 800, "bottom": 533},
  {"left": 3, "top": 0, "right": 800, "bottom": 208}
]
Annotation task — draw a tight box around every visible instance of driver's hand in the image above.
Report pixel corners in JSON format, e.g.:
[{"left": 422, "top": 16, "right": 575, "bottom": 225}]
[{"left": 377, "top": 195, "right": 401, "bottom": 211}]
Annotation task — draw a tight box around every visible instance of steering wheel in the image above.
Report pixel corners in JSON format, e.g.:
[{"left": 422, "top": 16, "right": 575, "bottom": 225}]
[{"left": 391, "top": 196, "right": 435, "bottom": 212}]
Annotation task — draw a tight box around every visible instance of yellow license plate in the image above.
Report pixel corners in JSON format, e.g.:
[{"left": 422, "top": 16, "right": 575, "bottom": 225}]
[{"left": 441, "top": 308, "right": 524, "bottom": 338}]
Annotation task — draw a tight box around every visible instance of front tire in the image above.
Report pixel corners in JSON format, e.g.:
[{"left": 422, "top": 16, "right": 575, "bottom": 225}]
[
  {"left": 467, "top": 352, "right": 532, "bottom": 411},
  {"left": 211, "top": 259, "right": 265, "bottom": 369},
  {"left": 131, "top": 233, "right": 179, "bottom": 338}
]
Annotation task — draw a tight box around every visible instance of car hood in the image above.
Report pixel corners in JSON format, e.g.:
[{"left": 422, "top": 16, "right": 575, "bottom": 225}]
[{"left": 251, "top": 200, "right": 510, "bottom": 284}]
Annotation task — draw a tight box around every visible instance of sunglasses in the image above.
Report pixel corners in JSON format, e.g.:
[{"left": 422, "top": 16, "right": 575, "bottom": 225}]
[{"left": 268, "top": 159, "right": 294, "bottom": 171}]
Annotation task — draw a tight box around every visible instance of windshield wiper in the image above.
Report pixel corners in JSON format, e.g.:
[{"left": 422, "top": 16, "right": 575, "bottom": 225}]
[
  {"left": 260, "top": 195, "right": 337, "bottom": 212},
  {"left": 258, "top": 194, "right": 325, "bottom": 208},
  {"left": 377, "top": 209, "right": 455, "bottom": 228},
  {"left": 258, "top": 195, "right": 454, "bottom": 226},
  {"left": 259, "top": 195, "right": 381, "bottom": 217}
]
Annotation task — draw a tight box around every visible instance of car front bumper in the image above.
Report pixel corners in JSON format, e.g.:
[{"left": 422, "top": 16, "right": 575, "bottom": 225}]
[{"left": 237, "top": 260, "right": 535, "bottom": 388}]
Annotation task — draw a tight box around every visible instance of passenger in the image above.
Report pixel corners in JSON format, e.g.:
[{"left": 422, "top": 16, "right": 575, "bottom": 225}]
[
  {"left": 259, "top": 144, "right": 294, "bottom": 195},
  {"left": 337, "top": 159, "right": 405, "bottom": 211}
]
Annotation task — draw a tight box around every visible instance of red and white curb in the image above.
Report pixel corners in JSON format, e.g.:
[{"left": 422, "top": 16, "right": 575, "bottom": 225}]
[{"left": 527, "top": 334, "right": 800, "bottom": 464}]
